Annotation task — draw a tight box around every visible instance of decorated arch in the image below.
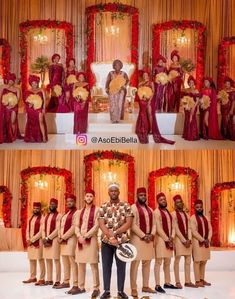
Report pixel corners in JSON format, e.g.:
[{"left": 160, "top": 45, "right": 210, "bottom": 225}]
[
  {"left": 0, "top": 185, "right": 12, "bottom": 227},
  {"left": 0, "top": 38, "right": 11, "bottom": 80}
]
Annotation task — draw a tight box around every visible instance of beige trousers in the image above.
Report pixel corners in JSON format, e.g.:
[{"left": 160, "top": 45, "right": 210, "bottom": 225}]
[
  {"left": 62, "top": 255, "right": 78, "bottom": 286},
  {"left": 193, "top": 261, "right": 207, "bottom": 282},
  {"left": 46, "top": 259, "right": 61, "bottom": 282},
  {"left": 30, "top": 259, "right": 45, "bottom": 280},
  {"left": 174, "top": 255, "right": 191, "bottom": 284},
  {"left": 154, "top": 258, "right": 171, "bottom": 285},
  {"left": 78, "top": 263, "right": 100, "bottom": 290},
  {"left": 130, "top": 260, "right": 151, "bottom": 291}
]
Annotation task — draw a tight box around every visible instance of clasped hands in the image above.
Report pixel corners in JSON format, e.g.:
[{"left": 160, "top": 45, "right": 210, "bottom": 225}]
[{"left": 142, "top": 234, "right": 154, "bottom": 243}]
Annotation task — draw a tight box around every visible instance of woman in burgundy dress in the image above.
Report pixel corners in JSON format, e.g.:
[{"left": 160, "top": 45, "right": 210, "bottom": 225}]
[
  {"left": 181, "top": 76, "right": 200, "bottom": 141},
  {"left": 219, "top": 77, "right": 235, "bottom": 139},
  {"left": 24, "top": 75, "right": 48, "bottom": 142},
  {"left": 0, "top": 73, "right": 21, "bottom": 142},
  {"left": 47, "top": 53, "right": 68, "bottom": 112},
  {"left": 200, "top": 77, "right": 223, "bottom": 140},
  {"left": 73, "top": 72, "right": 89, "bottom": 134},
  {"left": 152, "top": 55, "right": 168, "bottom": 112},
  {"left": 167, "top": 50, "right": 183, "bottom": 112},
  {"left": 65, "top": 58, "right": 78, "bottom": 111},
  {"left": 136, "top": 71, "right": 175, "bottom": 145}
]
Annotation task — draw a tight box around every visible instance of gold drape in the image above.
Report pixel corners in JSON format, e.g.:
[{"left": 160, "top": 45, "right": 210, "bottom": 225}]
[
  {"left": 0, "top": 149, "right": 234, "bottom": 229},
  {"left": 0, "top": 0, "right": 234, "bottom": 81}
]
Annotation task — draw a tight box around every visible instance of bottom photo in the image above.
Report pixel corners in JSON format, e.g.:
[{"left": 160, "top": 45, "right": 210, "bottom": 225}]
[{"left": 0, "top": 149, "right": 234, "bottom": 299}]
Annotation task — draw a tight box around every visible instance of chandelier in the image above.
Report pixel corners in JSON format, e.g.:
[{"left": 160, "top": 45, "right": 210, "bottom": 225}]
[
  {"left": 33, "top": 33, "right": 48, "bottom": 44},
  {"left": 170, "top": 182, "right": 184, "bottom": 191},
  {"left": 177, "top": 35, "right": 190, "bottom": 45},
  {"left": 34, "top": 179, "right": 48, "bottom": 189},
  {"left": 102, "top": 171, "right": 117, "bottom": 183},
  {"left": 105, "top": 25, "right": 120, "bottom": 36}
]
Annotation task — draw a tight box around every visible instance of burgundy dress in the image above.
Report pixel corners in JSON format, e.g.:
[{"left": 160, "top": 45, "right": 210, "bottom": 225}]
[
  {"left": 73, "top": 84, "right": 89, "bottom": 134},
  {"left": 1, "top": 88, "right": 21, "bottom": 142},
  {"left": 152, "top": 66, "right": 168, "bottom": 112},
  {"left": 24, "top": 90, "right": 48, "bottom": 142},
  {"left": 47, "top": 64, "right": 69, "bottom": 112},
  {"left": 136, "top": 81, "right": 175, "bottom": 145},
  {"left": 220, "top": 89, "right": 235, "bottom": 139},
  {"left": 200, "top": 88, "right": 223, "bottom": 140},
  {"left": 0, "top": 101, "right": 4, "bottom": 144},
  {"left": 167, "top": 65, "right": 183, "bottom": 112},
  {"left": 64, "top": 68, "right": 77, "bottom": 112},
  {"left": 182, "top": 90, "right": 200, "bottom": 141}
]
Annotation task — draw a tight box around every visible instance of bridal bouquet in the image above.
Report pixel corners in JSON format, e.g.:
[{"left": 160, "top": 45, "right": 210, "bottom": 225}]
[
  {"left": 109, "top": 75, "right": 126, "bottom": 95},
  {"left": 168, "top": 70, "right": 179, "bottom": 81},
  {"left": 26, "top": 94, "right": 43, "bottom": 110},
  {"left": 217, "top": 90, "right": 229, "bottom": 105},
  {"left": 155, "top": 72, "right": 169, "bottom": 85},
  {"left": 66, "top": 74, "right": 77, "bottom": 85},
  {"left": 137, "top": 86, "right": 153, "bottom": 100},
  {"left": 53, "top": 85, "right": 62, "bottom": 96},
  {"left": 199, "top": 95, "right": 211, "bottom": 110},
  {"left": 181, "top": 96, "right": 195, "bottom": 110},
  {"left": 2, "top": 92, "right": 18, "bottom": 108},
  {"left": 73, "top": 86, "right": 89, "bottom": 101}
]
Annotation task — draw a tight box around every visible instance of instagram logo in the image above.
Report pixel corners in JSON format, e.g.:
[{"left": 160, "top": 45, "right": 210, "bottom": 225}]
[{"left": 76, "top": 134, "right": 87, "bottom": 146}]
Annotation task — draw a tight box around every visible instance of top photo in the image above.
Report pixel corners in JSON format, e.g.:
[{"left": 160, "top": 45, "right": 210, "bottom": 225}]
[{"left": 0, "top": 0, "right": 234, "bottom": 150}]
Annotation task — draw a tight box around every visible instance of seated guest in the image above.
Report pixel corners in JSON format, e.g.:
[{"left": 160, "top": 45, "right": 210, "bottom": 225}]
[
  {"left": 98, "top": 183, "right": 133, "bottom": 299},
  {"left": 191, "top": 199, "right": 212, "bottom": 287},
  {"left": 42, "top": 198, "right": 62, "bottom": 287},
  {"left": 154, "top": 192, "right": 177, "bottom": 293},
  {"left": 23, "top": 202, "right": 45, "bottom": 286},
  {"left": 75, "top": 189, "right": 100, "bottom": 297}
]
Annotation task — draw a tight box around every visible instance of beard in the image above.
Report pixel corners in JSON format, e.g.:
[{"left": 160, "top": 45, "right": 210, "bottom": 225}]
[
  {"left": 33, "top": 211, "right": 40, "bottom": 215},
  {"left": 49, "top": 207, "right": 57, "bottom": 212},
  {"left": 138, "top": 198, "right": 146, "bottom": 205},
  {"left": 196, "top": 210, "right": 204, "bottom": 216},
  {"left": 159, "top": 203, "right": 167, "bottom": 209}
]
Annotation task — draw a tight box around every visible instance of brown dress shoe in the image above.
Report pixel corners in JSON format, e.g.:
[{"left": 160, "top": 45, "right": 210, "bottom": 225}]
[
  {"left": 201, "top": 280, "right": 211, "bottom": 286},
  {"left": 22, "top": 278, "right": 37, "bottom": 284},
  {"left": 131, "top": 289, "right": 138, "bottom": 297},
  {"left": 53, "top": 282, "right": 70, "bottom": 289},
  {"left": 91, "top": 289, "right": 100, "bottom": 297},
  {"left": 142, "top": 287, "right": 156, "bottom": 293},
  {"left": 195, "top": 281, "right": 204, "bottom": 287},
  {"left": 52, "top": 281, "right": 60, "bottom": 288},
  {"left": 185, "top": 282, "right": 198, "bottom": 288},
  {"left": 175, "top": 282, "right": 183, "bottom": 289},
  {"left": 67, "top": 286, "right": 84, "bottom": 295},
  {"left": 35, "top": 280, "right": 46, "bottom": 286},
  {"left": 45, "top": 281, "right": 53, "bottom": 285}
]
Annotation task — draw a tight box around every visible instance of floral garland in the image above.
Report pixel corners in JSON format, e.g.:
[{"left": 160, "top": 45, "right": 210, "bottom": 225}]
[
  {"left": 217, "top": 36, "right": 235, "bottom": 90},
  {"left": 0, "top": 38, "right": 11, "bottom": 80},
  {"left": 20, "top": 166, "right": 73, "bottom": 248},
  {"left": 0, "top": 185, "right": 12, "bottom": 228},
  {"left": 19, "top": 20, "right": 74, "bottom": 98},
  {"left": 86, "top": 3, "right": 139, "bottom": 88},
  {"left": 152, "top": 20, "right": 206, "bottom": 90},
  {"left": 84, "top": 150, "right": 135, "bottom": 204},
  {"left": 211, "top": 181, "right": 235, "bottom": 247},
  {"left": 148, "top": 166, "right": 199, "bottom": 211}
]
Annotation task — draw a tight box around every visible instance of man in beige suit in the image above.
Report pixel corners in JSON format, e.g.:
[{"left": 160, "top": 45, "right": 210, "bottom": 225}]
[
  {"left": 23, "top": 202, "right": 45, "bottom": 286},
  {"left": 172, "top": 194, "right": 196, "bottom": 289},
  {"left": 154, "top": 192, "right": 177, "bottom": 293},
  {"left": 42, "top": 198, "right": 62, "bottom": 287},
  {"left": 54, "top": 193, "right": 78, "bottom": 295},
  {"left": 75, "top": 189, "right": 100, "bottom": 297},
  {"left": 130, "top": 187, "right": 156, "bottom": 297},
  {"left": 191, "top": 199, "right": 212, "bottom": 287}
]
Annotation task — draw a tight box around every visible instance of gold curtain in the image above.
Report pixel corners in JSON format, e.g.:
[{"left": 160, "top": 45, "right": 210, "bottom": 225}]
[
  {"left": 0, "top": 0, "right": 235, "bottom": 82},
  {"left": 0, "top": 149, "right": 234, "bottom": 228},
  {"left": 0, "top": 193, "right": 3, "bottom": 220}
]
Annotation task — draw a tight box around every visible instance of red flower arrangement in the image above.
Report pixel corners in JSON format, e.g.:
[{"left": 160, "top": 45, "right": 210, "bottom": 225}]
[
  {"left": 20, "top": 166, "right": 73, "bottom": 248},
  {"left": 84, "top": 151, "right": 135, "bottom": 204},
  {"left": 152, "top": 20, "right": 206, "bottom": 90},
  {"left": 0, "top": 38, "right": 11, "bottom": 80},
  {"left": 0, "top": 185, "right": 12, "bottom": 228},
  {"left": 148, "top": 166, "right": 199, "bottom": 211},
  {"left": 217, "top": 36, "right": 235, "bottom": 90},
  {"left": 211, "top": 181, "right": 235, "bottom": 247},
  {"left": 86, "top": 3, "right": 139, "bottom": 88},
  {"left": 19, "top": 20, "right": 74, "bottom": 98}
]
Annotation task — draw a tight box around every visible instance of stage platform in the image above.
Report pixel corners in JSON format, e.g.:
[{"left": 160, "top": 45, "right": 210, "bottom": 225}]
[{"left": 0, "top": 251, "right": 235, "bottom": 299}]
